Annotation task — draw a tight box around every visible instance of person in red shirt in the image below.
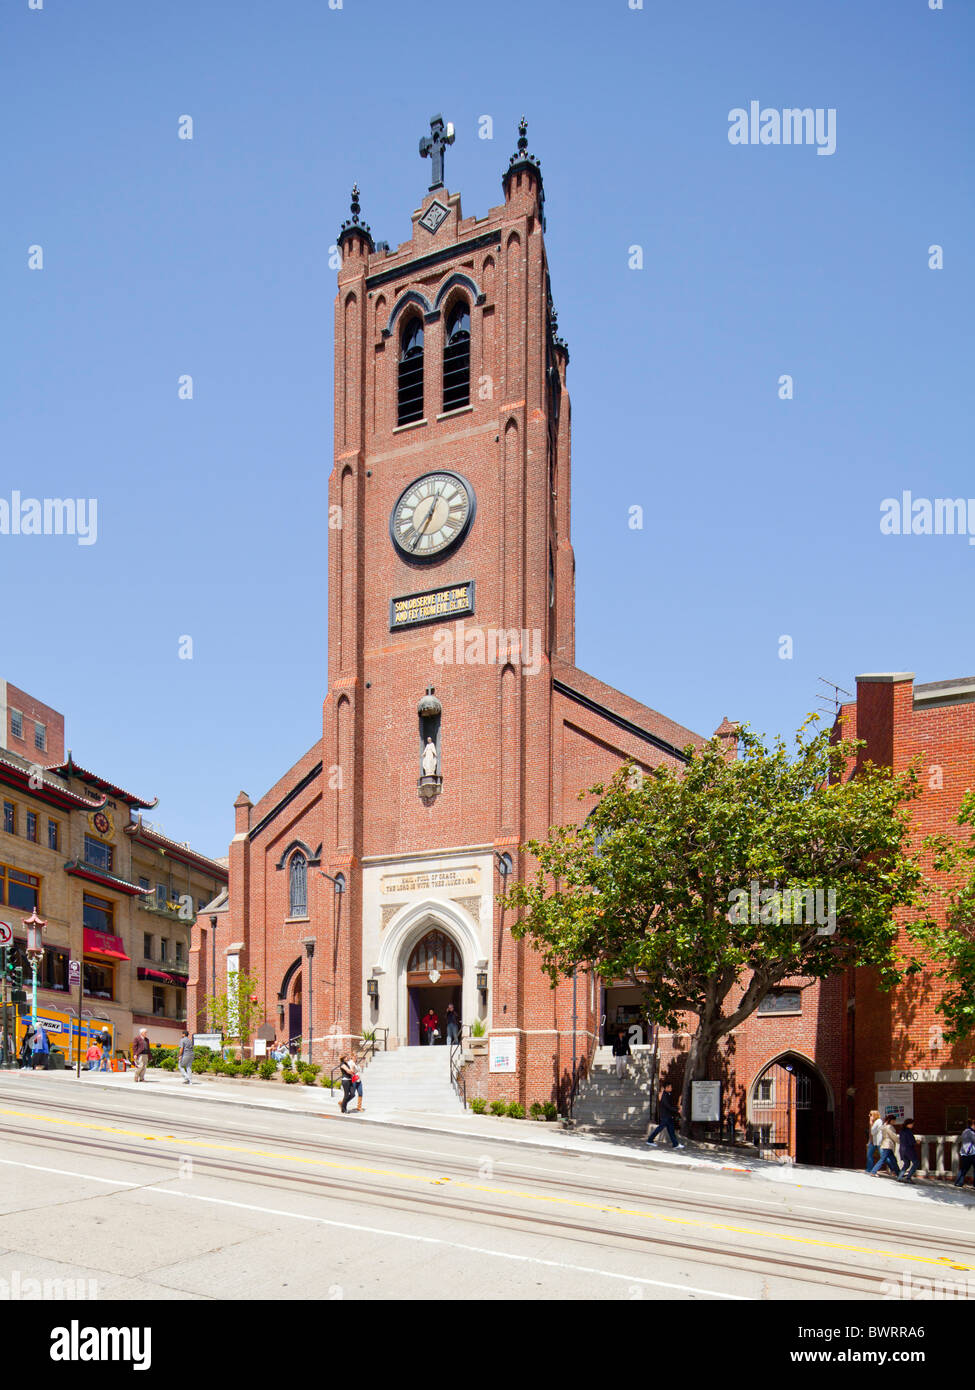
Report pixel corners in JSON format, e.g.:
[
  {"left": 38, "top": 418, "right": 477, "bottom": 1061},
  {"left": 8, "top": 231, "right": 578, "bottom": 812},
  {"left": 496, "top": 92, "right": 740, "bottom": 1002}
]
[{"left": 422, "top": 1009, "right": 439, "bottom": 1046}]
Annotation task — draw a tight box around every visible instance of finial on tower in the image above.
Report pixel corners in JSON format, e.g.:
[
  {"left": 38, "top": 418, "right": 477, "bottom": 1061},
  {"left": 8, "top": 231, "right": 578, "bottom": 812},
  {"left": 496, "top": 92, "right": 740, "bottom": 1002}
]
[
  {"left": 337, "top": 183, "right": 375, "bottom": 258},
  {"left": 502, "top": 115, "right": 544, "bottom": 215},
  {"left": 419, "top": 113, "right": 455, "bottom": 191}
]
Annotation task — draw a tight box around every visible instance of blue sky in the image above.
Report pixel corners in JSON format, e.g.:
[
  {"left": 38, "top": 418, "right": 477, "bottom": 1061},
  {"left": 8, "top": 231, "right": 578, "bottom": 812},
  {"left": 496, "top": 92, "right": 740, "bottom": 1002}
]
[{"left": 3, "top": 0, "right": 972, "bottom": 857}]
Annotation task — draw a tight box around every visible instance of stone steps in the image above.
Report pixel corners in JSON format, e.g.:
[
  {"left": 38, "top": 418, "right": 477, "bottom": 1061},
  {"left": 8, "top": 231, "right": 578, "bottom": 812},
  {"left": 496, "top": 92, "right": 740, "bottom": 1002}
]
[
  {"left": 571, "top": 1045, "right": 656, "bottom": 1133},
  {"left": 354, "top": 1045, "right": 464, "bottom": 1113}
]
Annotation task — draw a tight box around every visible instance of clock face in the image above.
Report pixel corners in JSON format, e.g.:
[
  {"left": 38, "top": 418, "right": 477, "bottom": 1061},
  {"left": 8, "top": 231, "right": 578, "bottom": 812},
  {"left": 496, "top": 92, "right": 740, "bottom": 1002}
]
[{"left": 389, "top": 471, "right": 475, "bottom": 561}]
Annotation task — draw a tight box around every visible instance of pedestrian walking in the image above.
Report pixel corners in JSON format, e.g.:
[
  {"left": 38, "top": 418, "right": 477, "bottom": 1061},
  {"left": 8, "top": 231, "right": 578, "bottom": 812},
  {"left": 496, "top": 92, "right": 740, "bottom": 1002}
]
[
  {"left": 444, "top": 1002, "right": 461, "bottom": 1047},
  {"left": 647, "top": 1088, "right": 685, "bottom": 1149},
  {"left": 98, "top": 1029, "right": 111, "bottom": 1071},
  {"left": 612, "top": 1027, "right": 631, "bottom": 1081},
  {"left": 338, "top": 1054, "right": 356, "bottom": 1113},
  {"left": 177, "top": 1030, "right": 194, "bottom": 1085},
  {"left": 869, "top": 1114, "right": 901, "bottom": 1177},
  {"left": 866, "top": 1108, "right": 882, "bottom": 1172},
  {"left": 31, "top": 1021, "right": 50, "bottom": 1070},
  {"left": 896, "top": 1118, "right": 920, "bottom": 1183},
  {"left": 132, "top": 1028, "right": 150, "bottom": 1083},
  {"left": 19, "top": 1023, "right": 35, "bottom": 1069},
  {"left": 85, "top": 1041, "right": 102, "bottom": 1072},
  {"left": 422, "top": 1008, "right": 439, "bottom": 1046},
  {"left": 348, "top": 1056, "right": 364, "bottom": 1112},
  {"left": 953, "top": 1120, "right": 975, "bottom": 1188}
]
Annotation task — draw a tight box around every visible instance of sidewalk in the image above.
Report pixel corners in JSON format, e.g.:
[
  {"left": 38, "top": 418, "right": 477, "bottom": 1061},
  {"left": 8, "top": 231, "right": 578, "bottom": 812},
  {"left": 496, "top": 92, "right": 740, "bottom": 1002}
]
[{"left": 9, "top": 1066, "right": 975, "bottom": 1211}]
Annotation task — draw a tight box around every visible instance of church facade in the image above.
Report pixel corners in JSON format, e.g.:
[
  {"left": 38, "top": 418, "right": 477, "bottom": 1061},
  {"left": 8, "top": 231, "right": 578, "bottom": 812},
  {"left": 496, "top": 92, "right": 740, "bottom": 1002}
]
[{"left": 186, "top": 118, "right": 709, "bottom": 1103}]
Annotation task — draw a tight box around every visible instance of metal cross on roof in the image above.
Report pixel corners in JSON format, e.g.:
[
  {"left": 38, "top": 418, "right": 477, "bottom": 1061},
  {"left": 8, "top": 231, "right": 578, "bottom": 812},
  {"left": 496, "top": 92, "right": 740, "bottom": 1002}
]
[{"left": 419, "top": 113, "right": 455, "bottom": 190}]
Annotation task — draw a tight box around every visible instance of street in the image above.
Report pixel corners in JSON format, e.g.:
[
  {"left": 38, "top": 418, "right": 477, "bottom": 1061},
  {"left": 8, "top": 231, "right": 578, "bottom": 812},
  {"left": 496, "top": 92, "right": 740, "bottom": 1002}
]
[{"left": 1, "top": 1072, "right": 972, "bottom": 1301}]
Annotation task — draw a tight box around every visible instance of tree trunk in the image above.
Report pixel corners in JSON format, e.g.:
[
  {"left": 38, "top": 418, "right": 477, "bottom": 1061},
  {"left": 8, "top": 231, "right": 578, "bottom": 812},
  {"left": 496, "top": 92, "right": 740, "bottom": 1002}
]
[{"left": 679, "top": 1021, "right": 716, "bottom": 1135}]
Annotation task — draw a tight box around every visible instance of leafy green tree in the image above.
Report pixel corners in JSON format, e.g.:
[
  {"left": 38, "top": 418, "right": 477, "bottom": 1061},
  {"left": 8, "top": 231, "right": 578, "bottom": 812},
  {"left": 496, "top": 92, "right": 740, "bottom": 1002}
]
[
  {"left": 505, "top": 720, "right": 937, "bottom": 1130},
  {"left": 207, "top": 971, "right": 264, "bottom": 1053}
]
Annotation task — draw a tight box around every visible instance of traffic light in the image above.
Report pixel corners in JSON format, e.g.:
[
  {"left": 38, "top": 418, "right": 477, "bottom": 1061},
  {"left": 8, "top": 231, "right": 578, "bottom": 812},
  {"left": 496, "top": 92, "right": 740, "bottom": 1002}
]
[{"left": 9, "top": 963, "right": 26, "bottom": 1004}]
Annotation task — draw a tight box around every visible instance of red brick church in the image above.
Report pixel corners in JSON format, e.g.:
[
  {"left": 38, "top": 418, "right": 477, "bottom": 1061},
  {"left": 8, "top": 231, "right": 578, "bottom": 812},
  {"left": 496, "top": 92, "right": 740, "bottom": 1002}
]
[{"left": 187, "top": 117, "right": 715, "bottom": 1103}]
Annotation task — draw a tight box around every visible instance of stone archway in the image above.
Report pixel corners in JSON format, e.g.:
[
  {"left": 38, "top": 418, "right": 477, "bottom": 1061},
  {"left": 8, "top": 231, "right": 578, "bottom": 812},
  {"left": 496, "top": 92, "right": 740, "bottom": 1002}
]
[{"left": 375, "top": 898, "right": 484, "bottom": 1046}]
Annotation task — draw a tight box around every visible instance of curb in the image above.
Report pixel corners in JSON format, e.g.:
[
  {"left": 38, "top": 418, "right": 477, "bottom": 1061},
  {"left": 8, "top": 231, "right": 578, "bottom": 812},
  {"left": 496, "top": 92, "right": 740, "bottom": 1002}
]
[{"left": 13, "top": 1071, "right": 975, "bottom": 1204}]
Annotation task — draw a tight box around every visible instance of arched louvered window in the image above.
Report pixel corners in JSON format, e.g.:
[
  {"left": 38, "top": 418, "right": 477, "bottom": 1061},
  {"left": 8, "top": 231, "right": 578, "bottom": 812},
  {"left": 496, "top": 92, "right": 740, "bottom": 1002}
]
[
  {"left": 407, "top": 929, "right": 462, "bottom": 977},
  {"left": 442, "top": 302, "right": 471, "bottom": 412},
  {"left": 289, "top": 853, "right": 307, "bottom": 918},
  {"left": 398, "top": 317, "right": 424, "bottom": 425}
]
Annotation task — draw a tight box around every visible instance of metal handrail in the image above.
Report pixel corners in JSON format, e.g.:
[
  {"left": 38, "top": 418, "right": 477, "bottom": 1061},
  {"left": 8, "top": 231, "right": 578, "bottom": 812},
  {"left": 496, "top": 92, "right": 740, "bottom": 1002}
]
[
  {"left": 569, "top": 1013, "right": 604, "bottom": 1117},
  {"left": 449, "top": 1027, "right": 469, "bottom": 1109}
]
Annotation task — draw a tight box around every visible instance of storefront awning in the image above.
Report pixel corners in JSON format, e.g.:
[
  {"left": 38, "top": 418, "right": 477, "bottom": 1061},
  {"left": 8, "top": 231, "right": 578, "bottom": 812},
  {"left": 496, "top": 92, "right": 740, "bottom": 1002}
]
[
  {"left": 83, "top": 928, "right": 130, "bottom": 961},
  {"left": 137, "top": 967, "right": 188, "bottom": 987}
]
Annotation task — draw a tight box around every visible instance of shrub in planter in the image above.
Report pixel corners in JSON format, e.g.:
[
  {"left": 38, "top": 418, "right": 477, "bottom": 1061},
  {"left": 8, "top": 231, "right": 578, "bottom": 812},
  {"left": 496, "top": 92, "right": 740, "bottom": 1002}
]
[
  {"left": 470, "top": 1018, "right": 487, "bottom": 1038},
  {"left": 223, "top": 1062, "right": 241, "bottom": 1078},
  {"left": 302, "top": 1063, "right": 321, "bottom": 1078},
  {"left": 529, "top": 1102, "right": 545, "bottom": 1121},
  {"left": 543, "top": 1101, "right": 558, "bottom": 1121},
  {"left": 280, "top": 1055, "right": 293, "bottom": 1072},
  {"left": 239, "top": 1060, "right": 258, "bottom": 1078},
  {"left": 489, "top": 1099, "right": 507, "bottom": 1117},
  {"left": 319, "top": 1076, "right": 337, "bottom": 1089},
  {"left": 469, "top": 1097, "right": 487, "bottom": 1114},
  {"left": 191, "top": 1057, "right": 209, "bottom": 1074},
  {"left": 258, "top": 1060, "right": 277, "bottom": 1080},
  {"left": 282, "top": 1071, "right": 300, "bottom": 1085},
  {"left": 300, "top": 1070, "right": 316, "bottom": 1085},
  {"left": 159, "top": 1056, "right": 177, "bottom": 1071},
  {"left": 506, "top": 1102, "right": 525, "bottom": 1119}
]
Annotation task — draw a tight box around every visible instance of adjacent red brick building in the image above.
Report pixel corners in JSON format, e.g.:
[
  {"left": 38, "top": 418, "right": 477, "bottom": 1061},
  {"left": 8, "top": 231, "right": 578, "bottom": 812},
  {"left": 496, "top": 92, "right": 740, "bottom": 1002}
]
[{"left": 721, "top": 672, "right": 975, "bottom": 1168}]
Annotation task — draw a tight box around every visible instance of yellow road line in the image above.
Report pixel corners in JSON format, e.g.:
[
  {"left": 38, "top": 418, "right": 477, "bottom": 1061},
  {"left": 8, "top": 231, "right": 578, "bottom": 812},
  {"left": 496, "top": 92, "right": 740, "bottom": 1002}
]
[{"left": 3, "top": 1106, "right": 971, "bottom": 1273}]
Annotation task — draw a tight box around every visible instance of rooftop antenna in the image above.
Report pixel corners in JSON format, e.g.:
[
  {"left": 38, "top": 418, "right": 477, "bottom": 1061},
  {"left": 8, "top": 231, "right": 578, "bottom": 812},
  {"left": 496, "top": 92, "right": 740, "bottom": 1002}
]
[{"left": 815, "top": 676, "right": 853, "bottom": 719}]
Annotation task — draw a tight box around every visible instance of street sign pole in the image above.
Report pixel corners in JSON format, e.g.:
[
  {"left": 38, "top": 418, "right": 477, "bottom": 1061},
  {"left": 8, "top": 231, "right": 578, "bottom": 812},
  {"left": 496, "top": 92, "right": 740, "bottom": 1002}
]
[
  {"left": 0, "top": 926, "right": 11, "bottom": 1069},
  {"left": 70, "top": 955, "right": 84, "bottom": 1078}
]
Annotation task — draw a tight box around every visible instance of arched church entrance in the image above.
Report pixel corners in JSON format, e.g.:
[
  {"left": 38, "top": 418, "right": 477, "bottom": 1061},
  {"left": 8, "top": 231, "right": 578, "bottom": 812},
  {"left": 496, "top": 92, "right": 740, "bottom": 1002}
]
[
  {"left": 749, "top": 1053, "right": 834, "bottom": 1166},
  {"left": 406, "top": 928, "right": 462, "bottom": 1046},
  {"left": 279, "top": 958, "right": 303, "bottom": 1053}
]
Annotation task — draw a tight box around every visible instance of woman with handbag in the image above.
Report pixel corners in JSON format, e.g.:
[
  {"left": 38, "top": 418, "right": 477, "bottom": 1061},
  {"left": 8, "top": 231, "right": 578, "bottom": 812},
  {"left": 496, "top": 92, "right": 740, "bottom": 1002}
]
[
  {"left": 422, "top": 1008, "right": 439, "bottom": 1046},
  {"left": 866, "top": 1108, "right": 882, "bottom": 1172},
  {"left": 338, "top": 1054, "right": 356, "bottom": 1113}
]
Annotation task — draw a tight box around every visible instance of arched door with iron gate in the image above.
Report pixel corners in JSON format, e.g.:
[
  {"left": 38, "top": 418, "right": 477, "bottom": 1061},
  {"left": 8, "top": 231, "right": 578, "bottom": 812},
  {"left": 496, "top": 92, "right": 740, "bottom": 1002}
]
[{"left": 750, "top": 1055, "right": 833, "bottom": 1165}]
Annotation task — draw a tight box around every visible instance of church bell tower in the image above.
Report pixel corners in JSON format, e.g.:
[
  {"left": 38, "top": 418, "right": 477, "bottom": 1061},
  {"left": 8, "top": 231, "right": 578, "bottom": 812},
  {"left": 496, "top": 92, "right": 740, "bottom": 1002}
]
[{"left": 318, "top": 116, "right": 578, "bottom": 1064}]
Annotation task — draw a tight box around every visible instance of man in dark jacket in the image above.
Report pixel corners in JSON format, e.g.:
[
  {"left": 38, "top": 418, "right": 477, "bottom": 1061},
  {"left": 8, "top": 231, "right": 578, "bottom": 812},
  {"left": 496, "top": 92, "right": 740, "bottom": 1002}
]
[
  {"left": 896, "top": 1118, "right": 920, "bottom": 1183},
  {"left": 611, "top": 1028, "right": 631, "bottom": 1081},
  {"left": 647, "top": 1088, "right": 685, "bottom": 1149},
  {"left": 954, "top": 1120, "right": 975, "bottom": 1188}
]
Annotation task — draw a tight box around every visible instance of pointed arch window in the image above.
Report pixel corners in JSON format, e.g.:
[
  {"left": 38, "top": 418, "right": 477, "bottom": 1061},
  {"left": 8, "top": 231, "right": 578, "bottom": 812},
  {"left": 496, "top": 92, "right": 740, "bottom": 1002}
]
[
  {"left": 398, "top": 317, "right": 424, "bottom": 425},
  {"left": 407, "top": 929, "right": 462, "bottom": 979},
  {"left": 289, "top": 852, "right": 307, "bottom": 918},
  {"left": 442, "top": 302, "right": 471, "bottom": 412}
]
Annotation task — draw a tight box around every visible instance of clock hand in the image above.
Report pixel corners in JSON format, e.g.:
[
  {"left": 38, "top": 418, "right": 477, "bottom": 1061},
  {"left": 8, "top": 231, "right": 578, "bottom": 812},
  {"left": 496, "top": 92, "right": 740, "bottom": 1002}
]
[{"left": 410, "top": 497, "right": 439, "bottom": 549}]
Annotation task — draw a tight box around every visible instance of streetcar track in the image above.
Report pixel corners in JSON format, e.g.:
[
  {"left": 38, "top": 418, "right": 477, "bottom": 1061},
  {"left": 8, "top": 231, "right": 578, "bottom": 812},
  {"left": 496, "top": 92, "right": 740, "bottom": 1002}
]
[
  {"left": 0, "top": 1118, "right": 950, "bottom": 1297},
  {"left": 2, "top": 1088, "right": 970, "bottom": 1258}
]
